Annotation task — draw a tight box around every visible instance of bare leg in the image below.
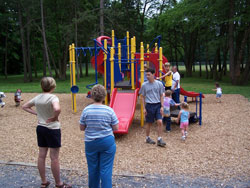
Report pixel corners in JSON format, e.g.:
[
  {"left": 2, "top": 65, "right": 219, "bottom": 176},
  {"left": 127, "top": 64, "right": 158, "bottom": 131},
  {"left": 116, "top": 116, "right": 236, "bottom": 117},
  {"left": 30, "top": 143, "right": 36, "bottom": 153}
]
[
  {"left": 50, "top": 148, "right": 62, "bottom": 186},
  {"left": 146, "top": 122, "right": 152, "bottom": 137},
  {"left": 38, "top": 147, "right": 48, "bottom": 184},
  {"left": 181, "top": 129, "right": 185, "bottom": 137},
  {"left": 156, "top": 119, "right": 163, "bottom": 137}
]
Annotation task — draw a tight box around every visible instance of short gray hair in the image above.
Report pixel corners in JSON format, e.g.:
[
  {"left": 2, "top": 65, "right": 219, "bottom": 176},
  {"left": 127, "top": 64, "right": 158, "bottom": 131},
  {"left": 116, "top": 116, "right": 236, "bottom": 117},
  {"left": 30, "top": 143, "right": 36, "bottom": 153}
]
[
  {"left": 91, "top": 84, "right": 107, "bottom": 102},
  {"left": 41, "top": 77, "right": 56, "bottom": 92}
]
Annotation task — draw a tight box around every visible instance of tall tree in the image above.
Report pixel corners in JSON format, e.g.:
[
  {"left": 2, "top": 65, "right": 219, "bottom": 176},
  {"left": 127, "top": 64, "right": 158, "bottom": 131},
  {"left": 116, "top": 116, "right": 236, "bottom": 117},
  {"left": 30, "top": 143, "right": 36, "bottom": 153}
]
[
  {"left": 40, "top": 0, "right": 52, "bottom": 77},
  {"left": 18, "top": 0, "right": 28, "bottom": 82}
]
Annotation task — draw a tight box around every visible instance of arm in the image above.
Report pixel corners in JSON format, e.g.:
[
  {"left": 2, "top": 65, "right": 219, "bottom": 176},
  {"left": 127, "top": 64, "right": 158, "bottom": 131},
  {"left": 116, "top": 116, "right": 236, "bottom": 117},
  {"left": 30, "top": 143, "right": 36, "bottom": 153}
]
[
  {"left": 22, "top": 101, "right": 37, "bottom": 115},
  {"left": 156, "top": 71, "right": 171, "bottom": 80},
  {"left": 46, "top": 101, "right": 61, "bottom": 123},
  {"left": 176, "top": 111, "right": 182, "bottom": 124},
  {"left": 160, "top": 93, "right": 164, "bottom": 115},
  {"left": 141, "top": 95, "right": 147, "bottom": 115},
  {"left": 112, "top": 124, "right": 119, "bottom": 131},
  {"left": 79, "top": 124, "right": 86, "bottom": 131}
]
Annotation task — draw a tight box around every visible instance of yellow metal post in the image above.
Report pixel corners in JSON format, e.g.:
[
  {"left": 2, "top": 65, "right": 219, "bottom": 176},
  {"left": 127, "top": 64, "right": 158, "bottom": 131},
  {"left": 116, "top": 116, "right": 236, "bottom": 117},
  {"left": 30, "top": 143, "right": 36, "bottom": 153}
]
[
  {"left": 118, "top": 43, "right": 121, "bottom": 70},
  {"left": 70, "top": 43, "right": 77, "bottom": 113},
  {"left": 155, "top": 43, "right": 158, "bottom": 53},
  {"left": 112, "top": 30, "right": 115, "bottom": 47},
  {"left": 104, "top": 39, "right": 108, "bottom": 105},
  {"left": 159, "top": 47, "right": 163, "bottom": 80},
  {"left": 140, "top": 42, "right": 144, "bottom": 126},
  {"left": 110, "top": 47, "right": 115, "bottom": 95},
  {"left": 126, "top": 31, "right": 130, "bottom": 76},
  {"left": 147, "top": 44, "right": 150, "bottom": 67},
  {"left": 131, "top": 37, "right": 135, "bottom": 90}
]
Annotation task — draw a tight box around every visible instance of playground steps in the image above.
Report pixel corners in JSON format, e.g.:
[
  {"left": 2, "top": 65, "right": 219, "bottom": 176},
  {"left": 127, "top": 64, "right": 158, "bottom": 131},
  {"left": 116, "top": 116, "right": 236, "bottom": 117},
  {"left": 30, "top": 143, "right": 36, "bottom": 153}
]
[{"left": 115, "top": 81, "right": 131, "bottom": 90}]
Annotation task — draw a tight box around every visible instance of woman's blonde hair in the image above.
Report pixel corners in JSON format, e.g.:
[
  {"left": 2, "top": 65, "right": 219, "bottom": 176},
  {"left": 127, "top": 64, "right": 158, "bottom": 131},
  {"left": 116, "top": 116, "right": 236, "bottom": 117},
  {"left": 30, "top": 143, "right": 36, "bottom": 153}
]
[
  {"left": 91, "top": 84, "right": 107, "bottom": 102},
  {"left": 181, "top": 102, "right": 189, "bottom": 109},
  {"left": 41, "top": 77, "right": 56, "bottom": 92}
]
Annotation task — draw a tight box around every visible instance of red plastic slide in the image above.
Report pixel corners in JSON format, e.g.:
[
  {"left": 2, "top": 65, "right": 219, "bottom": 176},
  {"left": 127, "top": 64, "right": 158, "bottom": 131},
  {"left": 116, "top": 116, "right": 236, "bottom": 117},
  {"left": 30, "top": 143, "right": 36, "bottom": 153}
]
[
  {"left": 180, "top": 87, "right": 205, "bottom": 98},
  {"left": 90, "top": 36, "right": 111, "bottom": 74},
  {"left": 110, "top": 88, "right": 139, "bottom": 134},
  {"left": 91, "top": 51, "right": 104, "bottom": 74}
]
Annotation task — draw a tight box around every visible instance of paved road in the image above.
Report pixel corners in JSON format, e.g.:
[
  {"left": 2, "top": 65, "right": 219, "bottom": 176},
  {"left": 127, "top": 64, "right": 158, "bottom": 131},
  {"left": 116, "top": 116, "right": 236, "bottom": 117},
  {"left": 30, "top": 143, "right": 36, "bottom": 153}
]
[{"left": 0, "top": 164, "right": 249, "bottom": 188}]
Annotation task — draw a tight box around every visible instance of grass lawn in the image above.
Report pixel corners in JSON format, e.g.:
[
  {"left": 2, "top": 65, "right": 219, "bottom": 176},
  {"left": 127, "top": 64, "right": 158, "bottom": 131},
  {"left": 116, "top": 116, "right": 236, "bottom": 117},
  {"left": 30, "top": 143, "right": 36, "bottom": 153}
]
[{"left": 0, "top": 66, "right": 250, "bottom": 99}]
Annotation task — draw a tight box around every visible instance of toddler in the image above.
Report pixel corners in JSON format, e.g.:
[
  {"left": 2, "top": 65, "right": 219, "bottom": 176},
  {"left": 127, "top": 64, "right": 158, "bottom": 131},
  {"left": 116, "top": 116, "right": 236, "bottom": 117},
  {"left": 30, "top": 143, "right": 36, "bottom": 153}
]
[
  {"left": 14, "top": 89, "right": 22, "bottom": 107},
  {"left": 163, "top": 90, "right": 180, "bottom": 132},
  {"left": 212, "top": 82, "right": 222, "bottom": 102},
  {"left": 177, "top": 102, "right": 190, "bottom": 140},
  {"left": 0, "top": 92, "right": 6, "bottom": 108}
]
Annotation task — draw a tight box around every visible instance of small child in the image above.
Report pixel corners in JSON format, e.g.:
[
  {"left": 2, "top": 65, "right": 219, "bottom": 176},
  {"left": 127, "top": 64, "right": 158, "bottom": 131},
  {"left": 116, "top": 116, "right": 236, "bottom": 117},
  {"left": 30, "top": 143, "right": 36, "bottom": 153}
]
[
  {"left": 0, "top": 92, "right": 6, "bottom": 108},
  {"left": 14, "top": 89, "right": 22, "bottom": 107},
  {"left": 177, "top": 102, "right": 190, "bottom": 141},
  {"left": 212, "top": 82, "right": 222, "bottom": 103},
  {"left": 163, "top": 90, "right": 180, "bottom": 132}
]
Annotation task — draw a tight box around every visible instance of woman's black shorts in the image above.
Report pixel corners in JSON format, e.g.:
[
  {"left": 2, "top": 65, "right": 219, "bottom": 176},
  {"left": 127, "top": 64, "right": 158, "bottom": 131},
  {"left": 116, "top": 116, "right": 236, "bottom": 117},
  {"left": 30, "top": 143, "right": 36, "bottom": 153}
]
[{"left": 36, "top": 125, "right": 61, "bottom": 148}]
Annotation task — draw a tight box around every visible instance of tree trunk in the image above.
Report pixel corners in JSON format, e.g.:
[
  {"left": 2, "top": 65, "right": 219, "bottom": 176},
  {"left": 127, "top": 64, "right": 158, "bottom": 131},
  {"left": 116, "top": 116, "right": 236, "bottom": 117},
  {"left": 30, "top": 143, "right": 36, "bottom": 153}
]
[
  {"left": 26, "top": 12, "right": 32, "bottom": 82},
  {"left": 43, "top": 46, "right": 47, "bottom": 76},
  {"left": 4, "top": 22, "right": 8, "bottom": 79},
  {"left": 184, "top": 29, "right": 198, "bottom": 77},
  {"left": 205, "top": 43, "right": 209, "bottom": 79},
  {"left": 229, "top": 0, "right": 235, "bottom": 84},
  {"left": 33, "top": 55, "right": 38, "bottom": 78},
  {"left": 41, "top": 0, "right": 52, "bottom": 77},
  {"left": 100, "top": 0, "right": 104, "bottom": 36},
  {"left": 74, "top": 0, "right": 80, "bottom": 81},
  {"left": 48, "top": 45, "right": 60, "bottom": 78},
  {"left": 18, "top": 1, "right": 28, "bottom": 82}
]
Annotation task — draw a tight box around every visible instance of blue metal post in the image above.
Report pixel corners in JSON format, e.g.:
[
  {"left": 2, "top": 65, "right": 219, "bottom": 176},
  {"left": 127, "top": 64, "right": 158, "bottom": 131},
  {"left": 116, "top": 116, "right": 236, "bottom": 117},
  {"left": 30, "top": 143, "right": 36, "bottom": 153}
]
[
  {"left": 199, "top": 93, "right": 202, "bottom": 126},
  {"left": 195, "top": 96, "right": 198, "bottom": 117},
  {"left": 184, "top": 96, "right": 187, "bottom": 102}
]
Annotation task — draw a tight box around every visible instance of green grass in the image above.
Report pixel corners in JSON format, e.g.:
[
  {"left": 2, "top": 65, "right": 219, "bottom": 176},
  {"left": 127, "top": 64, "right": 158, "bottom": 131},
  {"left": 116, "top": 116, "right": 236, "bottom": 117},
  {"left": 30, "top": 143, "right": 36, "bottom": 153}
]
[
  {"left": 0, "top": 66, "right": 250, "bottom": 100},
  {"left": 0, "top": 67, "right": 103, "bottom": 93}
]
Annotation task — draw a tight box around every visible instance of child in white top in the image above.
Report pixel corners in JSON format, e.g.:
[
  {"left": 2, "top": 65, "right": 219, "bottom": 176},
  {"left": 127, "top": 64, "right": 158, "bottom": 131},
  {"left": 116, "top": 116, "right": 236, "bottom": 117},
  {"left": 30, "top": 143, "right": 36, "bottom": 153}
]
[
  {"left": 212, "top": 82, "right": 222, "bottom": 103},
  {"left": 0, "top": 92, "right": 6, "bottom": 108}
]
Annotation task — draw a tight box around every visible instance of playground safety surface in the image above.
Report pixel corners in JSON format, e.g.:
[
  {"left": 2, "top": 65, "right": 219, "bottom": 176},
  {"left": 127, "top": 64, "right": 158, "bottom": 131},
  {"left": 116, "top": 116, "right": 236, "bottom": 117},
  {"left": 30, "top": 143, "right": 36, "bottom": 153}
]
[{"left": 0, "top": 93, "right": 250, "bottom": 187}]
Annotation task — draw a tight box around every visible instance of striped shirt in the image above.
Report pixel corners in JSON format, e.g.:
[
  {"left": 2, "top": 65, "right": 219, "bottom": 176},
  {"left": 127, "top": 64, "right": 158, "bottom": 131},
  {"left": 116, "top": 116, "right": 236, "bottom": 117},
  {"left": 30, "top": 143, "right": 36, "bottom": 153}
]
[{"left": 79, "top": 104, "right": 119, "bottom": 142}]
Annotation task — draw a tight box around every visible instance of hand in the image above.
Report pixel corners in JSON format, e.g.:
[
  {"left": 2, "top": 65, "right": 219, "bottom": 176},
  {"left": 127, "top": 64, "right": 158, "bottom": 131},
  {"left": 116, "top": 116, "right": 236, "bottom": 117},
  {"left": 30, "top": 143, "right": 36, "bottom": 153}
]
[
  {"left": 160, "top": 107, "right": 163, "bottom": 116},
  {"left": 176, "top": 119, "right": 179, "bottom": 124},
  {"left": 156, "top": 77, "right": 159, "bottom": 80},
  {"left": 143, "top": 108, "right": 147, "bottom": 116},
  {"left": 46, "top": 116, "right": 58, "bottom": 123}
]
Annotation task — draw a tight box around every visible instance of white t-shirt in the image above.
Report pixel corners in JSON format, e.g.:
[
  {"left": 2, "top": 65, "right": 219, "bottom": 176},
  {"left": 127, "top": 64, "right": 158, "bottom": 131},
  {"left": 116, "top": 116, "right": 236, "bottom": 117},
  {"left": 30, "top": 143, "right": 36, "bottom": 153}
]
[
  {"left": 172, "top": 72, "right": 180, "bottom": 90},
  {"left": 216, "top": 88, "right": 222, "bottom": 94},
  {"left": 29, "top": 93, "right": 60, "bottom": 129}
]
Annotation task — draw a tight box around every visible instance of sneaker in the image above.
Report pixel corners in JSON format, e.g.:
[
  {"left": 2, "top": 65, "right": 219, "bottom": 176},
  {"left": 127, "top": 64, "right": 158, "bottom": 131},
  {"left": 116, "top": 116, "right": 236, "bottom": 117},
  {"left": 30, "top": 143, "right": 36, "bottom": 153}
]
[
  {"left": 184, "top": 131, "right": 188, "bottom": 137},
  {"left": 157, "top": 138, "right": 166, "bottom": 147},
  {"left": 146, "top": 137, "right": 156, "bottom": 144},
  {"left": 181, "top": 136, "right": 186, "bottom": 141}
]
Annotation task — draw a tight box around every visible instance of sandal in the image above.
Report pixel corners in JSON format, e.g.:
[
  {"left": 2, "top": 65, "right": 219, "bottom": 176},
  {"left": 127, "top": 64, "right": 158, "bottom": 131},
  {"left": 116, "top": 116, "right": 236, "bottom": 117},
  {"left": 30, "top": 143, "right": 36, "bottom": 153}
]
[
  {"left": 41, "top": 181, "right": 50, "bottom": 188},
  {"left": 55, "top": 182, "right": 72, "bottom": 188}
]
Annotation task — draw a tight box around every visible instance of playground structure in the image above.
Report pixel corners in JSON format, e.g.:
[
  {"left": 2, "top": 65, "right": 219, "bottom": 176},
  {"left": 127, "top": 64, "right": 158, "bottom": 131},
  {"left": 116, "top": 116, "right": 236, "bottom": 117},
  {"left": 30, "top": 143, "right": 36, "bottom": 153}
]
[{"left": 69, "top": 30, "right": 203, "bottom": 133}]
